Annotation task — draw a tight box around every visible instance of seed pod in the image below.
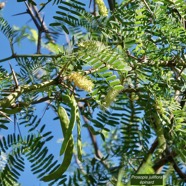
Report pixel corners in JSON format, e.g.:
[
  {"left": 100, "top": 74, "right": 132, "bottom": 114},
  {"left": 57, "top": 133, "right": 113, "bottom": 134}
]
[{"left": 41, "top": 106, "right": 74, "bottom": 181}]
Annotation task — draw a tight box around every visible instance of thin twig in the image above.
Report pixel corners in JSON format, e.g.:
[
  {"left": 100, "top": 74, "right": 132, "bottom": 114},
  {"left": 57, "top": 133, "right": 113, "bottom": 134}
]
[
  {"left": 107, "top": 0, "right": 115, "bottom": 11},
  {"left": 32, "top": 96, "right": 51, "bottom": 104},
  {"left": 14, "top": 114, "right": 23, "bottom": 141},
  {"left": 142, "top": 0, "right": 154, "bottom": 16},
  {"left": 74, "top": 154, "right": 86, "bottom": 174},
  {"left": 31, "top": 4, "right": 54, "bottom": 42},
  {"left": 93, "top": 0, "right": 96, "bottom": 16},
  {"left": 38, "top": 0, "right": 52, "bottom": 13},
  {"left": 166, "top": 149, "right": 186, "bottom": 180},
  {"left": 37, "top": 29, "right": 42, "bottom": 54},
  {"left": 25, "top": 2, "right": 40, "bottom": 30},
  {"left": 85, "top": 117, "right": 103, "bottom": 159},
  {"left": 80, "top": 105, "right": 110, "bottom": 169},
  {"left": 24, "top": 1, "right": 55, "bottom": 53},
  {"left": 136, "top": 138, "right": 158, "bottom": 173},
  {"left": 0, "top": 53, "right": 62, "bottom": 63}
]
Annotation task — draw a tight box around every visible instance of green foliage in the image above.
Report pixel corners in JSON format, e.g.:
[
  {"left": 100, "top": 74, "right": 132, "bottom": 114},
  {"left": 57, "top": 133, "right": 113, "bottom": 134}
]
[
  {"left": 0, "top": 17, "right": 13, "bottom": 41},
  {"left": 0, "top": 127, "right": 67, "bottom": 185},
  {"left": 1, "top": 0, "right": 186, "bottom": 185},
  {"left": 50, "top": 0, "right": 86, "bottom": 34}
]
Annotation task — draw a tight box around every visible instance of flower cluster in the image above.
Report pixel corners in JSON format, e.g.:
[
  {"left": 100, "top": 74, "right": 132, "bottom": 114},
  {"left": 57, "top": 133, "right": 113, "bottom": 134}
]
[
  {"left": 104, "top": 88, "right": 120, "bottom": 107},
  {"left": 95, "top": 0, "right": 108, "bottom": 16},
  {"left": 68, "top": 72, "right": 94, "bottom": 92}
]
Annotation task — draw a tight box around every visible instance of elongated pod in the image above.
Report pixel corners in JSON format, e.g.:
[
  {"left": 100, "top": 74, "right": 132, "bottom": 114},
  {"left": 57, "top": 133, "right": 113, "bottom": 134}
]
[
  {"left": 60, "top": 95, "right": 77, "bottom": 155},
  {"left": 41, "top": 106, "right": 74, "bottom": 181}
]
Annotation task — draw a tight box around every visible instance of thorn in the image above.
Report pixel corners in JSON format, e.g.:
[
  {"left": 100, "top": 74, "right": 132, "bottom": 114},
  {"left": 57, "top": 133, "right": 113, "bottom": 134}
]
[
  {"left": 12, "top": 11, "right": 28, "bottom": 16},
  {"left": 9, "top": 63, "right": 19, "bottom": 88},
  {"left": 42, "top": 15, "right": 45, "bottom": 24},
  {"left": 0, "top": 111, "right": 13, "bottom": 122}
]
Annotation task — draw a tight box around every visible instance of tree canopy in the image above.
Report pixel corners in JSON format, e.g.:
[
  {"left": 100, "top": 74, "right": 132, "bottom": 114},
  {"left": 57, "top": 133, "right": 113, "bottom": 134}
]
[{"left": 0, "top": 0, "right": 186, "bottom": 185}]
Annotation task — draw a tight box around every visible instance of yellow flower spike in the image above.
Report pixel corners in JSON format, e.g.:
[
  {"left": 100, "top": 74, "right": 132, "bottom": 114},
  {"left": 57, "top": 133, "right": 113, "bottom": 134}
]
[
  {"left": 104, "top": 88, "right": 120, "bottom": 108},
  {"left": 68, "top": 72, "right": 94, "bottom": 92},
  {"left": 95, "top": 0, "right": 108, "bottom": 16}
]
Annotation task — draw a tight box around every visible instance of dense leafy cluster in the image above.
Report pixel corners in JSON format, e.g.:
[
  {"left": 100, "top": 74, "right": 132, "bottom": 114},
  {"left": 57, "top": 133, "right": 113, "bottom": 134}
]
[{"left": 0, "top": 0, "right": 186, "bottom": 185}]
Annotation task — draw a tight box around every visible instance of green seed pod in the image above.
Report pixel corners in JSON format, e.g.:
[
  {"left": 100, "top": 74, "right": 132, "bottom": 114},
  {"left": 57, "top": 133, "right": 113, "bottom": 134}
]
[{"left": 41, "top": 106, "right": 74, "bottom": 181}]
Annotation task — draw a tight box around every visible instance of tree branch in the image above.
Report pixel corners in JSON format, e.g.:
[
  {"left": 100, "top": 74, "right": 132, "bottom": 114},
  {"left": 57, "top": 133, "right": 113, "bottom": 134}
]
[
  {"left": 166, "top": 149, "right": 186, "bottom": 180},
  {"left": 25, "top": 2, "right": 40, "bottom": 30},
  {"left": 24, "top": 1, "right": 55, "bottom": 53},
  {"left": 107, "top": 0, "right": 115, "bottom": 11},
  {"left": 31, "top": 5, "right": 54, "bottom": 42},
  {"left": 153, "top": 151, "right": 177, "bottom": 172},
  {"left": 78, "top": 102, "right": 110, "bottom": 169},
  {"left": 0, "top": 53, "right": 63, "bottom": 63},
  {"left": 83, "top": 115, "right": 103, "bottom": 159},
  {"left": 136, "top": 138, "right": 158, "bottom": 173},
  {"left": 0, "top": 77, "right": 58, "bottom": 108},
  {"left": 142, "top": 0, "right": 154, "bottom": 16}
]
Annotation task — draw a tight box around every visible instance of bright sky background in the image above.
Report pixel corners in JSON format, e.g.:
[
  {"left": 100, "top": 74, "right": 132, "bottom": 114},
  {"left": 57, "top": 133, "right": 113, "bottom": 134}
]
[
  {"left": 1, "top": 1, "right": 185, "bottom": 185},
  {"left": 1, "top": 0, "right": 154, "bottom": 185},
  {"left": 0, "top": 0, "right": 93, "bottom": 185}
]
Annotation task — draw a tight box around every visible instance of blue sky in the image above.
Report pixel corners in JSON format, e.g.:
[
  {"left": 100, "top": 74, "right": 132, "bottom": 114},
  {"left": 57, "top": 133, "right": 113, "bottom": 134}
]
[
  {"left": 1, "top": 0, "right": 154, "bottom": 185},
  {"left": 0, "top": 0, "right": 93, "bottom": 185}
]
